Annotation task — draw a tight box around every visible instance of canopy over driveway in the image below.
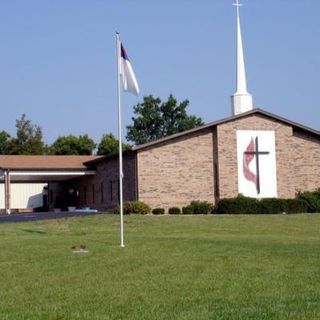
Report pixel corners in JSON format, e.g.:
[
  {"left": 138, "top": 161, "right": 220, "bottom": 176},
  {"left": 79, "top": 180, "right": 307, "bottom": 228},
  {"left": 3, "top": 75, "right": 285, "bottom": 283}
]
[{"left": 0, "top": 155, "right": 102, "bottom": 213}]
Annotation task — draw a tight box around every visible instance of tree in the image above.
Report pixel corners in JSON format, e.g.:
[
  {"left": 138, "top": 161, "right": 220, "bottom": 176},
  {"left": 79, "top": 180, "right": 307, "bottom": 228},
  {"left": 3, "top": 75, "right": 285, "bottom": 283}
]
[
  {"left": 97, "top": 133, "right": 131, "bottom": 156},
  {"left": 7, "top": 114, "right": 45, "bottom": 155},
  {"left": 50, "top": 134, "right": 95, "bottom": 155},
  {"left": 0, "top": 131, "right": 11, "bottom": 154},
  {"left": 126, "top": 94, "right": 204, "bottom": 145}
]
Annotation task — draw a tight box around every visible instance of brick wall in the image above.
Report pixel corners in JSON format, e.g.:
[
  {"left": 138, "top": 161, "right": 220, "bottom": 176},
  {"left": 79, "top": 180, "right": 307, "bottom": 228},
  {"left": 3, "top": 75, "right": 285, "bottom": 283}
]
[
  {"left": 137, "top": 129, "right": 216, "bottom": 210},
  {"left": 291, "top": 129, "right": 320, "bottom": 194},
  {"left": 217, "top": 114, "right": 320, "bottom": 199},
  {"left": 50, "top": 153, "right": 137, "bottom": 212},
  {"left": 91, "top": 154, "right": 137, "bottom": 211}
]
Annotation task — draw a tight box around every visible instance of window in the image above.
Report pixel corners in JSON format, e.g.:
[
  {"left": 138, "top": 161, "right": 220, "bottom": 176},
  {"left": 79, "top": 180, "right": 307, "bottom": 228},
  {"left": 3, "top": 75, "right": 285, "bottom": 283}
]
[
  {"left": 117, "top": 180, "right": 120, "bottom": 204},
  {"left": 100, "top": 182, "right": 104, "bottom": 203},
  {"left": 110, "top": 181, "right": 113, "bottom": 202},
  {"left": 214, "top": 163, "right": 220, "bottom": 198},
  {"left": 84, "top": 186, "right": 87, "bottom": 205},
  {"left": 109, "top": 180, "right": 120, "bottom": 203}
]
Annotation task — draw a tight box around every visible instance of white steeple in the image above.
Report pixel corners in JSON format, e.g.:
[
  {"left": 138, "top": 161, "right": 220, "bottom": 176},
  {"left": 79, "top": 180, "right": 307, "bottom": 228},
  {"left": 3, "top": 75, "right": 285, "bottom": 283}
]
[{"left": 231, "top": 0, "right": 253, "bottom": 115}]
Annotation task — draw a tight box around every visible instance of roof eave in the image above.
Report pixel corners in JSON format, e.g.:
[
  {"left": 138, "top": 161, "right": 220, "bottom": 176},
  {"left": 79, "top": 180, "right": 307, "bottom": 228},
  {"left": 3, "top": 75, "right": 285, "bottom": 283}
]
[
  {"left": 84, "top": 150, "right": 135, "bottom": 166},
  {"left": 132, "top": 108, "right": 320, "bottom": 151}
]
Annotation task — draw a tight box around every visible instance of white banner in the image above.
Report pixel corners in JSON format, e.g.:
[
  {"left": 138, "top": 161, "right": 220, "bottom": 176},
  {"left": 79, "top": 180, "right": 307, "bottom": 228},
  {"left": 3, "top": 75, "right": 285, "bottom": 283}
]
[{"left": 237, "top": 130, "right": 277, "bottom": 198}]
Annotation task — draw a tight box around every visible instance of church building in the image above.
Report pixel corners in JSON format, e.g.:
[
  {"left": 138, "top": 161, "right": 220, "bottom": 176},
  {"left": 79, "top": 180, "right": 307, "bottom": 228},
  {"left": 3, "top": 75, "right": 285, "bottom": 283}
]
[
  {"left": 73, "top": 108, "right": 319, "bottom": 211},
  {"left": 0, "top": 1, "right": 319, "bottom": 213}
]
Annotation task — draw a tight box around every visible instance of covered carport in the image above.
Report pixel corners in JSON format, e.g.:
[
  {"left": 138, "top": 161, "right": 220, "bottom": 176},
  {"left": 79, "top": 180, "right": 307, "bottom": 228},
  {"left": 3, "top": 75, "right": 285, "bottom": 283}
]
[{"left": 0, "top": 155, "right": 102, "bottom": 214}]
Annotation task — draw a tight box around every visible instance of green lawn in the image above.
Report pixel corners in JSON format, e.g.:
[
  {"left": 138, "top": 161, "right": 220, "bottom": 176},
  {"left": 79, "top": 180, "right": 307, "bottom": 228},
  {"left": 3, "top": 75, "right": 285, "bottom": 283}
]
[{"left": 0, "top": 214, "right": 319, "bottom": 320}]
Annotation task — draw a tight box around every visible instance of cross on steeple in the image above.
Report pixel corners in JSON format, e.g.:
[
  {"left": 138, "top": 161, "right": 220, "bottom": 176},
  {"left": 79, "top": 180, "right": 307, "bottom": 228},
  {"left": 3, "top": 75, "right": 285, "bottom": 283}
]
[
  {"left": 232, "top": 0, "right": 242, "bottom": 9},
  {"left": 232, "top": 0, "right": 242, "bottom": 17}
]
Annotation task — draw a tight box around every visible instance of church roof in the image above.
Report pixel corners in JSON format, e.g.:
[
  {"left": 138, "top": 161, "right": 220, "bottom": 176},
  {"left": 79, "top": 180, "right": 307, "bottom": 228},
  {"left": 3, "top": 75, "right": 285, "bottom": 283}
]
[
  {"left": 0, "top": 155, "right": 102, "bottom": 170},
  {"left": 133, "top": 108, "right": 320, "bottom": 151},
  {"left": 83, "top": 150, "right": 135, "bottom": 166}
]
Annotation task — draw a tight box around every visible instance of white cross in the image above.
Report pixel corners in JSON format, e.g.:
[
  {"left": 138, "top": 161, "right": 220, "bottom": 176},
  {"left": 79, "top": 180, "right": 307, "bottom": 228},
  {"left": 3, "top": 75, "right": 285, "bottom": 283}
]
[
  {"left": 232, "top": 0, "right": 242, "bottom": 7},
  {"left": 232, "top": 0, "right": 242, "bottom": 16}
]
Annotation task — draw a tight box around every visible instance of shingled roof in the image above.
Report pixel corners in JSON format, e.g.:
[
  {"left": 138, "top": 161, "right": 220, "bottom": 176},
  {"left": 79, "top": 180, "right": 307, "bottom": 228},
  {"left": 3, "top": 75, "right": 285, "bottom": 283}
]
[{"left": 0, "top": 155, "right": 103, "bottom": 170}]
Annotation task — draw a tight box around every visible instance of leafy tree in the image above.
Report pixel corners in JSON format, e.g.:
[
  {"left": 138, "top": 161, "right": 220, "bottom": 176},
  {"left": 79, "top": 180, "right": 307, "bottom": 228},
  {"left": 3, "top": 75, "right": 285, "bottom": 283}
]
[
  {"left": 97, "top": 133, "right": 131, "bottom": 156},
  {"left": 0, "top": 131, "right": 11, "bottom": 154},
  {"left": 126, "top": 94, "right": 204, "bottom": 145},
  {"left": 6, "top": 114, "right": 45, "bottom": 155},
  {"left": 50, "top": 134, "right": 95, "bottom": 155}
]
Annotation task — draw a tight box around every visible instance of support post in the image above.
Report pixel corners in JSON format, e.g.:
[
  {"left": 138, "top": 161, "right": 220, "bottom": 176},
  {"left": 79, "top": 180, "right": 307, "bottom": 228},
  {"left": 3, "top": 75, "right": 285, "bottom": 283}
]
[{"left": 4, "top": 170, "right": 11, "bottom": 215}]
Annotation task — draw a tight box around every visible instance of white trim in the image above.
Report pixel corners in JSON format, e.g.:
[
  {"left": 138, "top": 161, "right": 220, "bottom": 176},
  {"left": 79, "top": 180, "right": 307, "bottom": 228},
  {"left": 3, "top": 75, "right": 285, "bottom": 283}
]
[{"left": 8, "top": 170, "right": 96, "bottom": 176}]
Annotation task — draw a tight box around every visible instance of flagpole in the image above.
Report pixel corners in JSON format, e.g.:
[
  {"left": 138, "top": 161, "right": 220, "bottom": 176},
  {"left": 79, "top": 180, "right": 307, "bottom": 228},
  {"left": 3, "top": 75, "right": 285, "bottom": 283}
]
[{"left": 116, "top": 32, "right": 125, "bottom": 248}]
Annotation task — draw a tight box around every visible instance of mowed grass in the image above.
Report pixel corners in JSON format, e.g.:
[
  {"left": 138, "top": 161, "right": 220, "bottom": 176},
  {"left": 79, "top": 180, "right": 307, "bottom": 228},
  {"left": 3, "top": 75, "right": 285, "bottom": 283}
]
[{"left": 0, "top": 214, "right": 319, "bottom": 320}]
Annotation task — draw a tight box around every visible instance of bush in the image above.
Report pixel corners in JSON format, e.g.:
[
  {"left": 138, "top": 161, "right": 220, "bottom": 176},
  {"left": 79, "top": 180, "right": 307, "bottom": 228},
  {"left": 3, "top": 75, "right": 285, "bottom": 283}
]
[
  {"left": 282, "top": 199, "right": 308, "bottom": 214},
  {"left": 296, "top": 190, "right": 320, "bottom": 213},
  {"left": 152, "top": 208, "right": 165, "bottom": 215},
  {"left": 116, "top": 201, "right": 151, "bottom": 215},
  {"left": 168, "top": 207, "right": 181, "bottom": 215},
  {"left": 182, "top": 206, "right": 193, "bottom": 215},
  {"left": 259, "top": 198, "right": 285, "bottom": 214},
  {"left": 192, "top": 201, "right": 213, "bottom": 214},
  {"left": 215, "top": 195, "right": 259, "bottom": 214},
  {"left": 184, "top": 200, "right": 213, "bottom": 215}
]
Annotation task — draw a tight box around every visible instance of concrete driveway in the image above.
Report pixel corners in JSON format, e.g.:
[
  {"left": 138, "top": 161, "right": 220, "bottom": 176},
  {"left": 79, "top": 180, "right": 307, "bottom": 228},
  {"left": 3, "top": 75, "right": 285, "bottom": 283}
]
[{"left": 0, "top": 211, "right": 102, "bottom": 223}]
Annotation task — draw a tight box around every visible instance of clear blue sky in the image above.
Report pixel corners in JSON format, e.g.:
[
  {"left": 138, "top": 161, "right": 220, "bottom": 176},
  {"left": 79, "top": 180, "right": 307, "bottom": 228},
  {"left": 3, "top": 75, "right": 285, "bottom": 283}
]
[{"left": 1, "top": 0, "right": 319, "bottom": 144}]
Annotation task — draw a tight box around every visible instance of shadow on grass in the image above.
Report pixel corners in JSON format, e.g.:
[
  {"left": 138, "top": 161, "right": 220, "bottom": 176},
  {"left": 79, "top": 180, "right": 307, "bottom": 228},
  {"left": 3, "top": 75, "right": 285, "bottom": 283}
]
[{"left": 20, "top": 228, "right": 46, "bottom": 234}]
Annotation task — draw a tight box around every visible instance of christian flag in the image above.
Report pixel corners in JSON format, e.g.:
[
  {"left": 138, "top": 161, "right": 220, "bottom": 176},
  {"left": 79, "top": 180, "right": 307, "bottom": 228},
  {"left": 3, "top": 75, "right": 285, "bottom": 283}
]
[{"left": 120, "top": 43, "right": 139, "bottom": 96}]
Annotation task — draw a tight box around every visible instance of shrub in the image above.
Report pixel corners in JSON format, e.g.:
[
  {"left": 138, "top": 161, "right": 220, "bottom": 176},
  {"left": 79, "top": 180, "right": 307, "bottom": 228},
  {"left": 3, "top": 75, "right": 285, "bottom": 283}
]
[
  {"left": 152, "top": 208, "right": 165, "bottom": 215},
  {"left": 192, "top": 201, "right": 213, "bottom": 214},
  {"left": 296, "top": 190, "right": 320, "bottom": 213},
  {"left": 214, "top": 195, "right": 309, "bottom": 214},
  {"left": 116, "top": 201, "right": 151, "bottom": 215},
  {"left": 182, "top": 206, "right": 193, "bottom": 215},
  {"left": 184, "top": 200, "right": 213, "bottom": 215},
  {"left": 282, "top": 199, "right": 308, "bottom": 214},
  {"left": 258, "top": 198, "right": 308, "bottom": 214},
  {"left": 259, "top": 198, "right": 285, "bottom": 214},
  {"left": 168, "top": 207, "right": 181, "bottom": 215},
  {"left": 215, "top": 195, "right": 259, "bottom": 214}
]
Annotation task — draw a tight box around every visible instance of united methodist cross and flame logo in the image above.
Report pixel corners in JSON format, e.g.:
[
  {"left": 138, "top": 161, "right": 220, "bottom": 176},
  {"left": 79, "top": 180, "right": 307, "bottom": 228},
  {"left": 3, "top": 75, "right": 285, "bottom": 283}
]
[
  {"left": 243, "top": 137, "right": 258, "bottom": 190},
  {"left": 243, "top": 136, "right": 269, "bottom": 194}
]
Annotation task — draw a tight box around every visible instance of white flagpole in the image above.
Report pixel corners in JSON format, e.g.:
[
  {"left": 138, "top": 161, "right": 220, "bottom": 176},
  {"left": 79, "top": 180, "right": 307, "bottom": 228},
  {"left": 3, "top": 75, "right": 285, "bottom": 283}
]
[{"left": 116, "top": 32, "right": 125, "bottom": 248}]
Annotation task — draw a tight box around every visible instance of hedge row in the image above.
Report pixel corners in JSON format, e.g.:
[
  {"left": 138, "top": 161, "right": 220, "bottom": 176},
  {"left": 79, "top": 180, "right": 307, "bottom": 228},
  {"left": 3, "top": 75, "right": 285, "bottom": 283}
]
[
  {"left": 214, "top": 195, "right": 308, "bottom": 214},
  {"left": 116, "top": 189, "right": 320, "bottom": 215},
  {"left": 116, "top": 201, "right": 212, "bottom": 215}
]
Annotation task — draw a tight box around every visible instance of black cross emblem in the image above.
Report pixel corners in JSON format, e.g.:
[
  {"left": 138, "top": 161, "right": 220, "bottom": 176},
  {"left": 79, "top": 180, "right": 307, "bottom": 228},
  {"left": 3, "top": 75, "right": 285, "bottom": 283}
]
[{"left": 244, "top": 136, "right": 270, "bottom": 194}]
